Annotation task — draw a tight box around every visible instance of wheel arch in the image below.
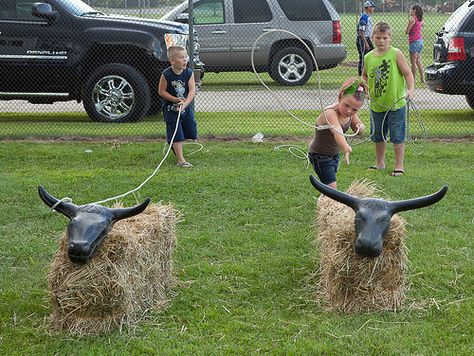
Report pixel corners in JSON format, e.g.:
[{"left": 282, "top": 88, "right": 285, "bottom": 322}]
[
  {"left": 77, "top": 44, "right": 163, "bottom": 99},
  {"left": 268, "top": 39, "right": 315, "bottom": 70}
]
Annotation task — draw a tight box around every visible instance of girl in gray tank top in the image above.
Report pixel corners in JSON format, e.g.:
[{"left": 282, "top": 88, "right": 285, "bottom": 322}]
[{"left": 308, "top": 78, "right": 367, "bottom": 188}]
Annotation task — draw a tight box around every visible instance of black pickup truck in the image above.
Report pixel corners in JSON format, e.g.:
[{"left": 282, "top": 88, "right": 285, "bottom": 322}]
[{"left": 0, "top": 0, "right": 203, "bottom": 123}]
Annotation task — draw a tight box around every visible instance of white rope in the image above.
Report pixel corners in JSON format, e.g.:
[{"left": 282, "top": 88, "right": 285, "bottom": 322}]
[
  {"left": 274, "top": 144, "right": 310, "bottom": 169},
  {"left": 162, "top": 140, "right": 203, "bottom": 157},
  {"left": 89, "top": 103, "right": 185, "bottom": 205},
  {"left": 251, "top": 29, "right": 360, "bottom": 138},
  {"left": 51, "top": 197, "right": 73, "bottom": 211}
]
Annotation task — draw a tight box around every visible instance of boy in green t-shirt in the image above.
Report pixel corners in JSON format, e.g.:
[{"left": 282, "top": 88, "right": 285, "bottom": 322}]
[{"left": 362, "top": 22, "right": 414, "bottom": 176}]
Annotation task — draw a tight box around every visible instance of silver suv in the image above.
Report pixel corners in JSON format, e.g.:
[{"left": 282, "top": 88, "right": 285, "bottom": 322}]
[{"left": 161, "top": 0, "right": 347, "bottom": 86}]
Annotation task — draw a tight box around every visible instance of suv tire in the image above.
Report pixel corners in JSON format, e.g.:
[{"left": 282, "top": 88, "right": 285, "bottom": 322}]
[
  {"left": 270, "top": 47, "right": 313, "bottom": 86},
  {"left": 466, "top": 93, "right": 474, "bottom": 110},
  {"left": 83, "top": 63, "right": 151, "bottom": 123}
]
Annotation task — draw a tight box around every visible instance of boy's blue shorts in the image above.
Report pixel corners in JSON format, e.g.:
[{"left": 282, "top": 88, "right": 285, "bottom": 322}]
[
  {"left": 163, "top": 104, "right": 197, "bottom": 143},
  {"left": 409, "top": 40, "right": 424, "bottom": 54},
  {"left": 370, "top": 106, "right": 406, "bottom": 144},
  {"left": 308, "top": 152, "right": 339, "bottom": 185}
]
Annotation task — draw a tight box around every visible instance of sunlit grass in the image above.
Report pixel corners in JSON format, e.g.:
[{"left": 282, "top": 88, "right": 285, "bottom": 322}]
[{"left": 0, "top": 139, "right": 472, "bottom": 354}]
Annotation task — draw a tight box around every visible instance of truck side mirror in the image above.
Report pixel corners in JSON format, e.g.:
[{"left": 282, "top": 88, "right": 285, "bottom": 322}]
[{"left": 32, "top": 2, "right": 58, "bottom": 22}]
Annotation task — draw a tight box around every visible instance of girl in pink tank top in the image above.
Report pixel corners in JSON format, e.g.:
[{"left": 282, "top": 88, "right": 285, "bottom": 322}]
[{"left": 405, "top": 5, "right": 425, "bottom": 83}]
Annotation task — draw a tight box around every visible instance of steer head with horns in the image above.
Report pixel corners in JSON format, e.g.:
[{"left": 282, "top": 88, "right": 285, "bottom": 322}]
[
  {"left": 38, "top": 186, "right": 151, "bottom": 263},
  {"left": 309, "top": 176, "right": 448, "bottom": 258}
]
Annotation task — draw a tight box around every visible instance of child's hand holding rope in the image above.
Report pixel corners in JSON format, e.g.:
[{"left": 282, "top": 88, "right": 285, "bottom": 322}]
[{"left": 343, "top": 146, "right": 352, "bottom": 165}]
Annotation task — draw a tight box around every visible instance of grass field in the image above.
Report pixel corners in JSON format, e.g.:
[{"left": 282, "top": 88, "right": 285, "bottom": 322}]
[
  {"left": 0, "top": 139, "right": 472, "bottom": 354},
  {"left": 1, "top": 109, "right": 472, "bottom": 139}
]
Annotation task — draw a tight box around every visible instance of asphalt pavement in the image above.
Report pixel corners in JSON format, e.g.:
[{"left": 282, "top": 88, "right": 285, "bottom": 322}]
[{"left": 0, "top": 88, "right": 470, "bottom": 113}]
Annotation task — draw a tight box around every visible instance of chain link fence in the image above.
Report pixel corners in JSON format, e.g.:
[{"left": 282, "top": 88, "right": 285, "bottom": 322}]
[{"left": 0, "top": 0, "right": 472, "bottom": 139}]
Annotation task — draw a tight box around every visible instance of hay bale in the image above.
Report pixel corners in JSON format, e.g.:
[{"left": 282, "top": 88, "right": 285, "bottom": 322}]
[
  {"left": 314, "top": 180, "right": 408, "bottom": 313},
  {"left": 48, "top": 203, "right": 178, "bottom": 335}
]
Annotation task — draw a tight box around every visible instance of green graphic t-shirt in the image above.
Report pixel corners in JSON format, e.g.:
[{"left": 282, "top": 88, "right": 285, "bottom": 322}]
[{"left": 364, "top": 46, "right": 406, "bottom": 112}]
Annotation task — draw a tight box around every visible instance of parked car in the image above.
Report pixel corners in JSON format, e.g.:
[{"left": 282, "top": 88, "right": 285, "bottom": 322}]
[
  {"left": 160, "top": 0, "right": 347, "bottom": 86},
  {"left": 0, "top": 0, "right": 203, "bottom": 123},
  {"left": 425, "top": 0, "right": 474, "bottom": 110}
]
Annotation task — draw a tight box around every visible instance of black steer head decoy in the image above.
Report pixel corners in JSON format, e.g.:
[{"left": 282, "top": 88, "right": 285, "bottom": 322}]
[
  {"left": 310, "top": 176, "right": 448, "bottom": 258},
  {"left": 39, "top": 186, "right": 151, "bottom": 263}
]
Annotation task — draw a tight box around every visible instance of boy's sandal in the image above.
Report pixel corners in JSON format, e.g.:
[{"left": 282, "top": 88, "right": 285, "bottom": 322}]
[
  {"left": 368, "top": 166, "right": 384, "bottom": 170},
  {"left": 391, "top": 170, "right": 405, "bottom": 177},
  {"left": 177, "top": 161, "right": 193, "bottom": 168}
]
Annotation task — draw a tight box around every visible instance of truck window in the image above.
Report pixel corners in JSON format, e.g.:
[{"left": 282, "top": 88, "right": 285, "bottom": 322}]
[
  {"left": 16, "top": 1, "right": 39, "bottom": 20},
  {"left": 0, "top": 0, "right": 16, "bottom": 19}
]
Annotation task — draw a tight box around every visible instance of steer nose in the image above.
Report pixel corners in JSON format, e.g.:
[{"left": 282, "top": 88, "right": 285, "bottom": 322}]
[
  {"left": 354, "top": 239, "right": 382, "bottom": 258},
  {"left": 68, "top": 242, "right": 92, "bottom": 259}
]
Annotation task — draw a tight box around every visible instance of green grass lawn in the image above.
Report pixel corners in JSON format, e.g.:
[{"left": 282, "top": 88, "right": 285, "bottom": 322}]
[
  {"left": 0, "top": 139, "right": 472, "bottom": 354},
  {"left": 1, "top": 109, "right": 472, "bottom": 139}
]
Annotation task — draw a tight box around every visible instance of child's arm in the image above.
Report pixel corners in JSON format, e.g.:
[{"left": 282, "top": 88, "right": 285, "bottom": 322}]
[
  {"left": 321, "top": 110, "right": 352, "bottom": 164},
  {"left": 396, "top": 50, "right": 415, "bottom": 99},
  {"left": 158, "top": 74, "right": 181, "bottom": 104},
  {"left": 350, "top": 114, "right": 365, "bottom": 135},
  {"left": 183, "top": 72, "right": 196, "bottom": 109},
  {"left": 362, "top": 65, "right": 368, "bottom": 85},
  {"left": 405, "top": 16, "right": 415, "bottom": 35}
]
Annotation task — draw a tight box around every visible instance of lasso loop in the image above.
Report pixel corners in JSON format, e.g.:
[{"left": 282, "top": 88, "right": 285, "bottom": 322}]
[{"left": 251, "top": 29, "right": 360, "bottom": 138}]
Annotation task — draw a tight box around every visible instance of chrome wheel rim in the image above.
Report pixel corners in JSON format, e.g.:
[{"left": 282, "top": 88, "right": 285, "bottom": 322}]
[
  {"left": 278, "top": 53, "right": 307, "bottom": 83},
  {"left": 93, "top": 75, "right": 135, "bottom": 120}
]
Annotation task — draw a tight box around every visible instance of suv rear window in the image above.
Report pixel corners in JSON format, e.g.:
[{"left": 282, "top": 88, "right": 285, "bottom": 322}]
[
  {"left": 277, "top": 0, "right": 330, "bottom": 21},
  {"left": 233, "top": 0, "right": 272, "bottom": 23}
]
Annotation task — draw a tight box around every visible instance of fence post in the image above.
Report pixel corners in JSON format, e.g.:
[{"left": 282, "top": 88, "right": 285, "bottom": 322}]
[{"left": 188, "top": 0, "right": 196, "bottom": 111}]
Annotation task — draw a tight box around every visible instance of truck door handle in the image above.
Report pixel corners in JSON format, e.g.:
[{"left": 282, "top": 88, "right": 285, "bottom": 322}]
[{"left": 210, "top": 30, "right": 227, "bottom": 34}]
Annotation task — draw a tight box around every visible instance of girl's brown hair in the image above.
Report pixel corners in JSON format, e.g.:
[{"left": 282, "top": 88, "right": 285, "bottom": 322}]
[{"left": 412, "top": 5, "right": 423, "bottom": 22}]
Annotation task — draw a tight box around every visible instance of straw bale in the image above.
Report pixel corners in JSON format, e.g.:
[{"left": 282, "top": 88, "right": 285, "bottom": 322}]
[
  {"left": 48, "top": 203, "right": 178, "bottom": 335},
  {"left": 314, "top": 180, "right": 408, "bottom": 313}
]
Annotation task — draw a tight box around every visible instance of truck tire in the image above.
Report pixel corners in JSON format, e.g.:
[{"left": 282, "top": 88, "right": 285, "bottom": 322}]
[
  {"left": 466, "top": 93, "right": 474, "bottom": 110},
  {"left": 83, "top": 63, "right": 151, "bottom": 123},
  {"left": 270, "top": 47, "right": 313, "bottom": 86},
  {"left": 146, "top": 97, "right": 163, "bottom": 117}
]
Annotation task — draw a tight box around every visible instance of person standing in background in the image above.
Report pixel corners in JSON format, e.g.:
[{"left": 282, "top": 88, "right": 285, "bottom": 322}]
[
  {"left": 405, "top": 4, "right": 425, "bottom": 83},
  {"left": 357, "top": 1, "right": 376, "bottom": 76},
  {"left": 362, "top": 22, "right": 415, "bottom": 177}
]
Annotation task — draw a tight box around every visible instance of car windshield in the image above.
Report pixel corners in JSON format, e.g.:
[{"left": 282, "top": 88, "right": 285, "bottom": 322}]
[
  {"left": 443, "top": 0, "right": 473, "bottom": 31},
  {"left": 59, "top": 0, "right": 103, "bottom": 16},
  {"left": 160, "top": 1, "right": 189, "bottom": 21}
]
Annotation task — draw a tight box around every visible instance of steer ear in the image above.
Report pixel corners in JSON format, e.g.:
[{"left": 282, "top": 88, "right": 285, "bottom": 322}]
[
  {"left": 390, "top": 185, "right": 448, "bottom": 214},
  {"left": 38, "top": 186, "right": 78, "bottom": 218},
  {"left": 309, "top": 175, "right": 360, "bottom": 210},
  {"left": 111, "top": 198, "right": 151, "bottom": 222}
]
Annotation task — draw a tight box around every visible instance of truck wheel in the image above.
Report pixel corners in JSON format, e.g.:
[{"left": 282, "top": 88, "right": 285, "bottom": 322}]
[
  {"left": 146, "top": 97, "right": 163, "bottom": 117},
  {"left": 466, "top": 93, "right": 474, "bottom": 110},
  {"left": 83, "top": 63, "right": 150, "bottom": 123},
  {"left": 270, "top": 47, "right": 312, "bottom": 86}
]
